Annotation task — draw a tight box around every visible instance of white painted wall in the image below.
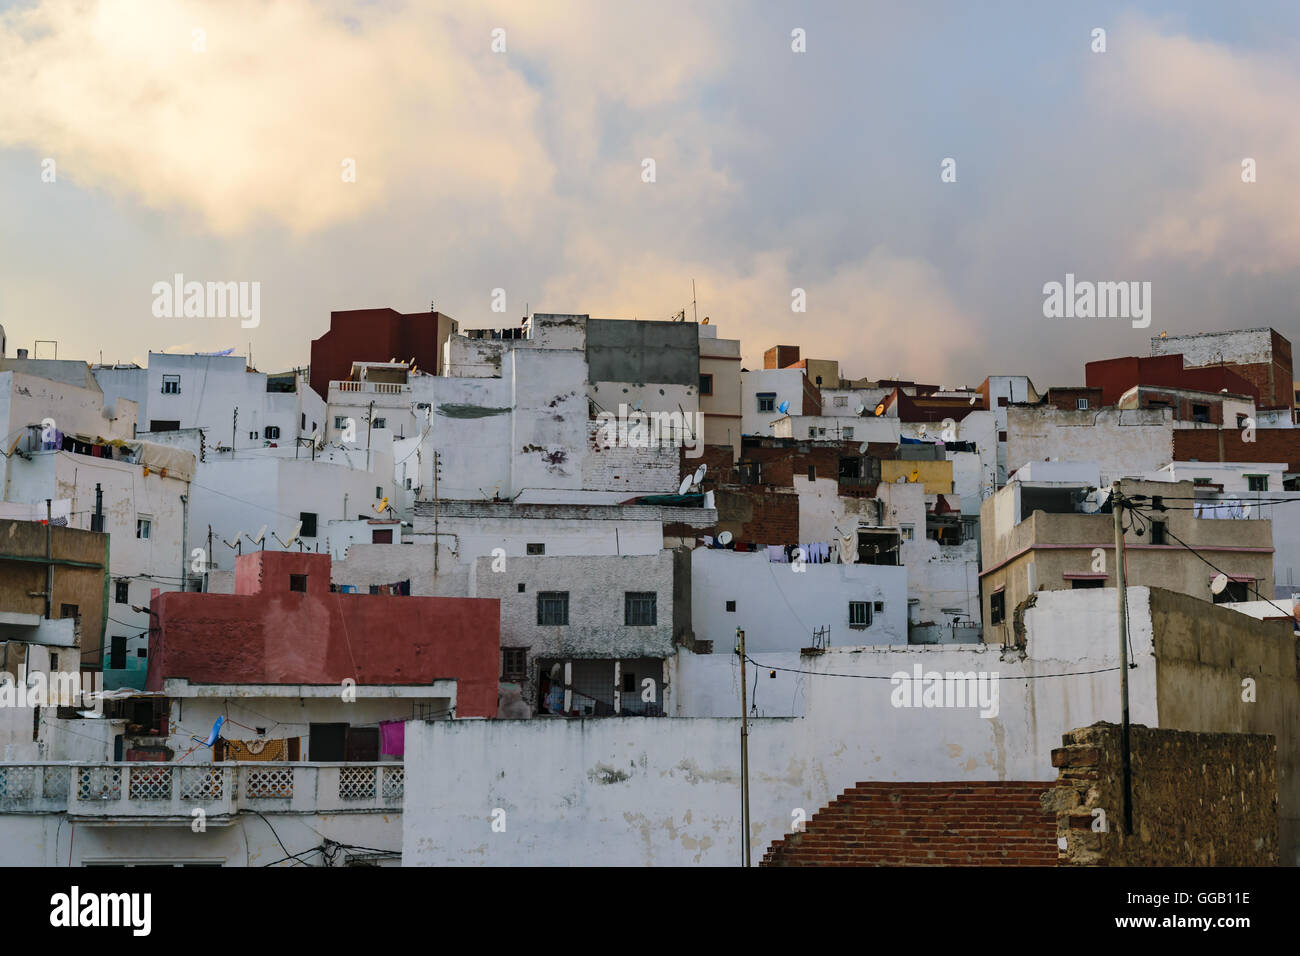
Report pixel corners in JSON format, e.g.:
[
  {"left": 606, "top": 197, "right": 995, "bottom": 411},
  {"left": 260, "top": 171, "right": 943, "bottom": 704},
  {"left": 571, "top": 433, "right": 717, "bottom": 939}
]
[
  {"left": 741, "top": 368, "right": 807, "bottom": 437},
  {"left": 402, "top": 587, "right": 1159, "bottom": 866},
  {"left": 691, "top": 549, "right": 908, "bottom": 650}
]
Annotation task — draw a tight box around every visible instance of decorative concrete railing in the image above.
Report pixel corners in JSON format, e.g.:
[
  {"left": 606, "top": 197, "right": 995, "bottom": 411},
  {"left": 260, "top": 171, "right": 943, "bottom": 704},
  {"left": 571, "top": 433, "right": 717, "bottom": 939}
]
[
  {"left": 331, "top": 381, "right": 410, "bottom": 395},
  {"left": 0, "top": 763, "right": 403, "bottom": 818}
]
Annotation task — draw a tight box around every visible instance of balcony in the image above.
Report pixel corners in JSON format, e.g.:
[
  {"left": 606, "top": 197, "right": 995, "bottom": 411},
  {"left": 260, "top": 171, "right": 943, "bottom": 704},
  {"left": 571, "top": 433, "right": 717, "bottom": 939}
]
[
  {"left": 0, "top": 762, "right": 404, "bottom": 825},
  {"left": 331, "top": 381, "right": 410, "bottom": 395}
]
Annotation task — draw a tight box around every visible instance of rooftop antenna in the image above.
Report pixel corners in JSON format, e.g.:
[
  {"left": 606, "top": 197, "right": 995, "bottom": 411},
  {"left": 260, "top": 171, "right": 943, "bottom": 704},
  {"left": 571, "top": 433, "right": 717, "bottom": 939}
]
[{"left": 692, "top": 279, "right": 697, "bottom": 324}]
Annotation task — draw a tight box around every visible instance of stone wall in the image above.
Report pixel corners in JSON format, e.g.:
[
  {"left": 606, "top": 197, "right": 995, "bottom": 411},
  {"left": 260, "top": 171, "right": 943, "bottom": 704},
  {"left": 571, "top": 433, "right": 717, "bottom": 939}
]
[{"left": 1048, "top": 722, "right": 1278, "bottom": 866}]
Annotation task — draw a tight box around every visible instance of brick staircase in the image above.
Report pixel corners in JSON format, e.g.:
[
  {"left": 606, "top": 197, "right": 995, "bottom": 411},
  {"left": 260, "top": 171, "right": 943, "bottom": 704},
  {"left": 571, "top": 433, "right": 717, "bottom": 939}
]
[{"left": 762, "top": 781, "right": 1058, "bottom": 866}]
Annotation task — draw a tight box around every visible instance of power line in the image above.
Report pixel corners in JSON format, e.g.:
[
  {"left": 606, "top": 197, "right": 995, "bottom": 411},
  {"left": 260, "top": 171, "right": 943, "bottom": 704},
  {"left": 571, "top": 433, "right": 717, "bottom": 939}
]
[{"left": 742, "top": 655, "right": 1129, "bottom": 681}]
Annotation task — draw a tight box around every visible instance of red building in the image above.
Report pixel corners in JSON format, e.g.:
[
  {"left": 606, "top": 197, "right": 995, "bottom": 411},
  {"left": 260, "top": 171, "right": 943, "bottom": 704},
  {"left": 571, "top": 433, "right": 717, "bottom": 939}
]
[
  {"left": 1086, "top": 354, "right": 1260, "bottom": 408},
  {"left": 146, "top": 551, "right": 500, "bottom": 717},
  {"left": 308, "top": 307, "right": 457, "bottom": 400}
]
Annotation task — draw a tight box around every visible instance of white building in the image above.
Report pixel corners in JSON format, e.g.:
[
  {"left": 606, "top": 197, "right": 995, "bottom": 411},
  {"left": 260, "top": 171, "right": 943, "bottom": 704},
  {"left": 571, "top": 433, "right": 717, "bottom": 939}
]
[{"left": 741, "top": 368, "right": 810, "bottom": 437}]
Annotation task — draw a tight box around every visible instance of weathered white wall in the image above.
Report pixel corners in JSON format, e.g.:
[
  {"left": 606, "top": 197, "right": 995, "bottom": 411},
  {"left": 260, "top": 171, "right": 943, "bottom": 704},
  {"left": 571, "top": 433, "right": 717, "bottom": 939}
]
[
  {"left": 403, "top": 587, "right": 1160, "bottom": 866},
  {"left": 1007, "top": 405, "right": 1175, "bottom": 486},
  {"left": 690, "top": 549, "right": 908, "bottom": 650},
  {"left": 740, "top": 369, "right": 806, "bottom": 437}
]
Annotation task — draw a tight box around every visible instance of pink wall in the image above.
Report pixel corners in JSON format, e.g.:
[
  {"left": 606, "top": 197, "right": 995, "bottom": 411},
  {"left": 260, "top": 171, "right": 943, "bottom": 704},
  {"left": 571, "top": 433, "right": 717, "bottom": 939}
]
[{"left": 147, "top": 552, "right": 500, "bottom": 717}]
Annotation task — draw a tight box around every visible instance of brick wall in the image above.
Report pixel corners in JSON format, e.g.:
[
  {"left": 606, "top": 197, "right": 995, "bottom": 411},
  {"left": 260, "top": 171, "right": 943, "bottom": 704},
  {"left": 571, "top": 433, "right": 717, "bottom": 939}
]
[
  {"left": 1172, "top": 426, "right": 1300, "bottom": 472},
  {"left": 762, "top": 781, "right": 1057, "bottom": 866},
  {"left": 1047, "top": 722, "right": 1278, "bottom": 866}
]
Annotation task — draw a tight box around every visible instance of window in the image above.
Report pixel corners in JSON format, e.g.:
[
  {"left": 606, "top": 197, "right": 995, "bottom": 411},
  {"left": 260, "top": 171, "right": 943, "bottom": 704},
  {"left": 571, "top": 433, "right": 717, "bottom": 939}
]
[
  {"left": 517, "top": 583, "right": 526, "bottom": 592},
  {"left": 264, "top": 425, "right": 280, "bottom": 440},
  {"left": 161, "top": 374, "right": 180, "bottom": 395},
  {"left": 136, "top": 517, "right": 152, "bottom": 539},
  {"left": 622, "top": 670, "right": 637, "bottom": 693},
  {"left": 699, "top": 374, "right": 713, "bottom": 395},
  {"left": 334, "top": 416, "right": 348, "bottom": 429},
  {"left": 725, "top": 600, "right": 736, "bottom": 612},
  {"left": 249, "top": 431, "right": 258, "bottom": 440},
  {"left": 289, "top": 574, "right": 307, "bottom": 592},
  {"left": 110, "top": 635, "right": 126, "bottom": 670},
  {"left": 998, "top": 431, "right": 1008, "bottom": 442},
  {"left": 873, "top": 601, "right": 884, "bottom": 613},
  {"left": 526, "top": 543, "right": 545, "bottom": 555},
  {"left": 372, "top": 528, "right": 393, "bottom": 544},
  {"left": 839, "top": 457, "right": 861, "bottom": 479},
  {"left": 1071, "top": 579, "right": 1104, "bottom": 589},
  {"left": 502, "top": 648, "right": 527, "bottom": 681},
  {"left": 1150, "top": 520, "right": 1166, "bottom": 545},
  {"left": 374, "top": 417, "right": 387, "bottom": 430},
  {"left": 537, "top": 591, "right": 569, "bottom": 626},
  {"left": 1213, "top": 581, "right": 1250, "bottom": 604},
  {"left": 625, "top": 592, "right": 657, "bottom": 626},
  {"left": 1193, "top": 477, "right": 1211, "bottom": 486},
  {"left": 757, "top": 393, "right": 776, "bottom": 413},
  {"left": 405, "top": 477, "right": 412, "bottom": 489},
  {"left": 60, "top": 603, "right": 79, "bottom": 620},
  {"left": 1076, "top": 398, "right": 1089, "bottom": 410},
  {"left": 149, "top": 420, "right": 180, "bottom": 432},
  {"left": 1191, "top": 403, "right": 1211, "bottom": 423},
  {"left": 136, "top": 648, "right": 147, "bottom": 659},
  {"left": 990, "top": 591, "right": 1005, "bottom": 625},
  {"left": 848, "top": 601, "right": 871, "bottom": 628},
  {"left": 833, "top": 396, "right": 848, "bottom": 407},
  {"left": 115, "top": 581, "right": 129, "bottom": 604},
  {"left": 807, "top": 465, "right": 816, "bottom": 481},
  {"left": 1247, "top": 475, "right": 1268, "bottom": 492},
  {"left": 997, "top": 396, "right": 1009, "bottom": 407},
  {"left": 900, "top": 524, "right": 914, "bottom": 541},
  {"left": 843, "top": 427, "right": 854, "bottom": 439},
  {"left": 1237, "top": 414, "right": 1250, "bottom": 429},
  {"left": 300, "top": 512, "right": 317, "bottom": 537},
  {"left": 809, "top": 427, "right": 817, "bottom": 438},
  {"left": 375, "top": 486, "right": 383, "bottom": 500}
]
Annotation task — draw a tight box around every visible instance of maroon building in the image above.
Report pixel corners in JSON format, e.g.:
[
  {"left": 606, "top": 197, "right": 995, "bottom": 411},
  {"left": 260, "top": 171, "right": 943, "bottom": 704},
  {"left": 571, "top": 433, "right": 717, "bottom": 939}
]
[{"left": 309, "top": 308, "right": 457, "bottom": 399}]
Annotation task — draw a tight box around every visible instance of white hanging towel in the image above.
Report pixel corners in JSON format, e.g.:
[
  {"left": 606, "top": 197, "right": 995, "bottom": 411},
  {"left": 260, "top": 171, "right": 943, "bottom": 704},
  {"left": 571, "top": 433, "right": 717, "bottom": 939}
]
[{"left": 839, "top": 534, "right": 856, "bottom": 564}]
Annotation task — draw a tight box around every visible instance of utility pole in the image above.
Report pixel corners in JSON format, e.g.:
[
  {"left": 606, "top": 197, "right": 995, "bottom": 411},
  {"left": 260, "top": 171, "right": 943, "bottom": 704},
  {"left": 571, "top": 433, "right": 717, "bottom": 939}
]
[
  {"left": 737, "top": 626, "right": 751, "bottom": 867},
  {"left": 206, "top": 526, "right": 213, "bottom": 593},
  {"left": 44, "top": 498, "right": 53, "bottom": 620},
  {"left": 1111, "top": 481, "right": 1133, "bottom": 836},
  {"left": 432, "top": 449, "right": 439, "bottom": 579},
  {"left": 366, "top": 400, "right": 375, "bottom": 471},
  {"left": 180, "top": 493, "right": 188, "bottom": 592},
  {"left": 232, "top": 408, "right": 237, "bottom": 460}
]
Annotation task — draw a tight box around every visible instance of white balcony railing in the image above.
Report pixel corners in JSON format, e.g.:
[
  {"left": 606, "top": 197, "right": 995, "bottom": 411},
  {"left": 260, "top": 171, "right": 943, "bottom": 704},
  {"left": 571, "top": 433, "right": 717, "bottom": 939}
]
[
  {"left": 0, "top": 763, "right": 403, "bottom": 821},
  {"left": 330, "top": 381, "right": 410, "bottom": 395}
]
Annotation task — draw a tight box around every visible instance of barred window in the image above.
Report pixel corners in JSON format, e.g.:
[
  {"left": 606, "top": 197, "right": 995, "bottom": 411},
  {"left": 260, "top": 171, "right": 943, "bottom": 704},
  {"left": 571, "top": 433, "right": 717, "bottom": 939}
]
[
  {"left": 625, "top": 592, "right": 657, "bottom": 626},
  {"left": 537, "top": 591, "right": 569, "bottom": 626},
  {"left": 849, "top": 601, "right": 871, "bottom": 628},
  {"left": 502, "top": 648, "right": 527, "bottom": 680}
]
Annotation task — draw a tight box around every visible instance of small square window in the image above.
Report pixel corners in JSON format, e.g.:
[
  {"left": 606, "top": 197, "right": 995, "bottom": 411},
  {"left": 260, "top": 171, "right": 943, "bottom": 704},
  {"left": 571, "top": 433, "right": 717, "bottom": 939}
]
[
  {"left": 833, "top": 396, "right": 848, "bottom": 407},
  {"left": 849, "top": 601, "right": 871, "bottom": 628},
  {"left": 289, "top": 574, "right": 307, "bottom": 592},
  {"left": 699, "top": 374, "right": 713, "bottom": 396},
  {"left": 374, "top": 417, "right": 387, "bottom": 430},
  {"left": 757, "top": 393, "right": 776, "bottom": 413},
  {"left": 334, "top": 416, "right": 349, "bottom": 430},
  {"left": 1076, "top": 398, "right": 1089, "bottom": 410},
  {"left": 537, "top": 591, "right": 569, "bottom": 626},
  {"left": 264, "top": 425, "right": 280, "bottom": 440},
  {"left": 998, "top": 431, "right": 1008, "bottom": 442},
  {"left": 625, "top": 591, "right": 657, "bottom": 626},
  {"left": 843, "top": 427, "right": 854, "bottom": 439},
  {"left": 60, "top": 603, "right": 80, "bottom": 620},
  {"left": 517, "top": 583, "right": 526, "bottom": 592},
  {"left": 526, "top": 542, "right": 545, "bottom": 555},
  {"left": 1248, "top": 475, "right": 1268, "bottom": 492},
  {"left": 136, "top": 648, "right": 147, "bottom": 658},
  {"left": 502, "top": 648, "right": 527, "bottom": 681},
  {"left": 161, "top": 374, "right": 180, "bottom": 395},
  {"left": 1150, "top": 521, "right": 1166, "bottom": 545},
  {"left": 299, "top": 512, "right": 317, "bottom": 537},
  {"left": 375, "top": 486, "right": 383, "bottom": 499},
  {"left": 873, "top": 601, "right": 884, "bottom": 613},
  {"left": 990, "top": 591, "right": 1005, "bottom": 625},
  {"left": 249, "top": 431, "right": 259, "bottom": 440},
  {"left": 725, "top": 600, "right": 736, "bottom": 612},
  {"left": 115, "top": 580, "right": 129, "bottom": 604},
  {"left": 136, "top": 517, "right": 152, "bottom": 539},
  {"left": 900, "top": 524, "right": 914, "bottom": 541},
  {"left": 622, "top": 671, "right": 637, "bottom": 693}
]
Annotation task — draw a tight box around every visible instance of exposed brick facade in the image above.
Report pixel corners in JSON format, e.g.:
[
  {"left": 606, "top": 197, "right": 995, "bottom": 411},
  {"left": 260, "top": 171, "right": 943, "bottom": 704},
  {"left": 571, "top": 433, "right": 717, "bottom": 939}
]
[
  {"left": 1173, "top": 427, "right": 1300, "bottom": 472},
  {"left": 1087, "top": 354, "right": 1260, "bottom": 407},
  {"left": 309, "top": 307, "right": 454, "bottom": 399},
  {"left": 1043, "top": 386, "right": 1103, "bottom": 411},
  {"left": 762, "top": 781, "right": 1058, "bottom": 866}
]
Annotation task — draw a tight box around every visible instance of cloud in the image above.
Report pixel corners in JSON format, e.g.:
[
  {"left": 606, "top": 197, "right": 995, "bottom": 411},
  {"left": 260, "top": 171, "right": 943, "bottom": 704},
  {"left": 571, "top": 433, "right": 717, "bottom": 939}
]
[{"left": 1097, "top": 18, "right": 1300, "bottom": 274}]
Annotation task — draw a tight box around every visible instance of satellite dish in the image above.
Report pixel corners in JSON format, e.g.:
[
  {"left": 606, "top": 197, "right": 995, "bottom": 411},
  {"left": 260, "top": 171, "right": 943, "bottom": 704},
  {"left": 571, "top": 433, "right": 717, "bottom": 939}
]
[
  {"left": 858, "top": 441, "right": 869, "bottom": 455},
  {"left": 874, "top": 403, "right": 886, "bottom": 416},
  {"left": 918, "top": 424, "right": 928, "bottom": 436},
  {"left": 855, "top": 404, "right": 866, "bottom": 416},
  {"left": 895, "top": 475, "right": 907, "bottom": 484},
  {"left": 703, "top": 490, "right": 715, "bottom": 509},
  {"left": 969, "top": 395, "right": 977, "bottom": 405},
  {"left": 718, "top": 531, "right": 733, "bottom": 545},
  {"left": 250, "top": 525, "right": 267, "bottom": 545},
  {"left": 283, "top": 521, "right": 303, "bottom": 548},
  {"left": 1211, "top": 573, "right": 1229, "bottom": 595},
  {"left": 679, "top": 475, "right": 693, "bottom": 495},
  {"left": 693, "top": 464, "right": 707, "bottom": 484},
  {"left": 777, "top": 400, "right": 790, "bottom": 415}
]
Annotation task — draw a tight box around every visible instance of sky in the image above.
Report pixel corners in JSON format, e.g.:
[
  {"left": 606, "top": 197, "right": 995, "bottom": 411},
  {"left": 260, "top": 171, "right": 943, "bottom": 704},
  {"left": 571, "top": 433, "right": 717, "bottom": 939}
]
[{"left": 1, "top": 0, "right": 1298, "bottom": 387}]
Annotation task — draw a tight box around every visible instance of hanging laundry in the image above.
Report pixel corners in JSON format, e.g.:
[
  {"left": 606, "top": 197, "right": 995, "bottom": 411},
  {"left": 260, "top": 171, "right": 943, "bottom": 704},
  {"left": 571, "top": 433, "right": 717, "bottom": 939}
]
[
  {"left": 767, "top": 545, "right": 788, "bottom": 563},
  {"left": 701, "top": 535, "right": 714, "bottom": 547},
  {"left": 839, "top": 534, "right": 856, "bottom": 564},
  {"left": 380, "top": 721, "right": 405, "bottom": 756}
]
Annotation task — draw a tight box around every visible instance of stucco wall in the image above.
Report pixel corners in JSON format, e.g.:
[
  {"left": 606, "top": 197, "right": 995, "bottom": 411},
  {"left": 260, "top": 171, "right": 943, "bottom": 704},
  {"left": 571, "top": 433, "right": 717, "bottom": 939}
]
[{"left": 403, "top": 588, "right": 1162, "bottom": 866}]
